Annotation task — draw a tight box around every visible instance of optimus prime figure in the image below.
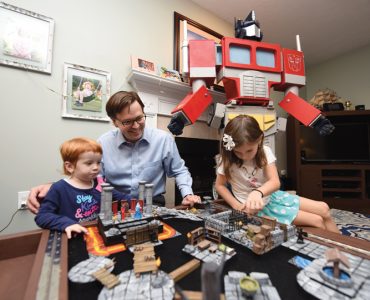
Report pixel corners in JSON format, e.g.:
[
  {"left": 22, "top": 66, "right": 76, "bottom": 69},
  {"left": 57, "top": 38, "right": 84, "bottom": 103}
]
[{"left": 168, "top": 11, "right": 334, "bottom": 142}]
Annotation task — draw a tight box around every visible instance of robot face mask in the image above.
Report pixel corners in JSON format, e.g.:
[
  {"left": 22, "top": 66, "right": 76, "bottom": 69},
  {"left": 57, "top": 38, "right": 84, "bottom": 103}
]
[{"left": 234, "top": 10, "right": 263, "bottom": 41}]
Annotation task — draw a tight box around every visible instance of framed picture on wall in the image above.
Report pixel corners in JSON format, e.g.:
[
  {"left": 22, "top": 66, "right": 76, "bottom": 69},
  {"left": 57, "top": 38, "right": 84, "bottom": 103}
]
[
  {"left": 0, "top": 2, "right": 55, "bottom": 74},
  {"left": 173, "top": 12, "right": 223, "bottom": 75},
  {"left": 62, "top": 63, "right": 111, "bottom": 122}
]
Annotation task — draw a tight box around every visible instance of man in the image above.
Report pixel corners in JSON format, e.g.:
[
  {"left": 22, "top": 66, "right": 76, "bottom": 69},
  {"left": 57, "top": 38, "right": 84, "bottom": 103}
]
[{"left": 27, "top": 91, "right": 200, "bottom": 213}]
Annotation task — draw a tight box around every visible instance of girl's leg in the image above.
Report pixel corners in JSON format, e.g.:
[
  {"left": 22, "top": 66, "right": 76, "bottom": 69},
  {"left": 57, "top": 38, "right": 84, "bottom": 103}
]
[
  {"left": 298, "top": 197, "right": 340, "bottom": 233},
  {"left": 293, "top": 210, "right": 326, "bottom": 229}
]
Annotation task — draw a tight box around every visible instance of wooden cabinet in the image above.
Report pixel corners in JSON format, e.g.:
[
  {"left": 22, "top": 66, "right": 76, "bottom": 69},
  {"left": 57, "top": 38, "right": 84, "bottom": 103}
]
[{"left": 287, "top": 110, "right": 370, "bottom": 213}]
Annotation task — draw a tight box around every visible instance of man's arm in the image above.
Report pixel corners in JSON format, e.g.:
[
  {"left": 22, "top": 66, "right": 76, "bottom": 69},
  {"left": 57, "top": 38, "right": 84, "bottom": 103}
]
[
  {"left": 27, "top": 183, "right": 52, "bottom": 214},
  {"left": 163, "top": 136, "right": 200, "bottom": 205}
]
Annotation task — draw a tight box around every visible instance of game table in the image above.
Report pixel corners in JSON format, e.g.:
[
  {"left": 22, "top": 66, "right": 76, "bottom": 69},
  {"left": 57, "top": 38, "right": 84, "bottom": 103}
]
[{"left": 1, "top": 210, "right": 369, "bottom": 300}]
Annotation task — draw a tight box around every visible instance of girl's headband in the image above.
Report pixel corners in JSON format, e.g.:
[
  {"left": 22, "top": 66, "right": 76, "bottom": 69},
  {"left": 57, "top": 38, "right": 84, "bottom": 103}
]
[{"left": 223, "top": 134, "right": 235, "bottom": 151}]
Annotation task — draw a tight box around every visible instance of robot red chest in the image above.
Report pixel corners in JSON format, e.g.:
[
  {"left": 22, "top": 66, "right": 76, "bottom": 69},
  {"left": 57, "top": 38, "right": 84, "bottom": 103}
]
[{"left": 188, "top": 37, "right": 306, "bottom": 106}]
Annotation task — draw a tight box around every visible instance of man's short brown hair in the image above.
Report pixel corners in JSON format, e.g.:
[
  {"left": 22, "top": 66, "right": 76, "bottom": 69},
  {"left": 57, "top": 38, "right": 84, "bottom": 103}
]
[{"left": 106, "top": 91, "right": 145, "bottom": 119}]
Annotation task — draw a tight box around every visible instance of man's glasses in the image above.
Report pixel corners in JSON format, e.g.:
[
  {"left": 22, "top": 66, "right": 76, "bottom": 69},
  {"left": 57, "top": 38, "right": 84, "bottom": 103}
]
[{"left": 116, "top": 114, "right": 146, "bottom": 127}]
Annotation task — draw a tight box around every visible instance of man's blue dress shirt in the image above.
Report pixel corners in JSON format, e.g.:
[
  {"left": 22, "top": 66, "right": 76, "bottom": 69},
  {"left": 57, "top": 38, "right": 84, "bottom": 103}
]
[{"left": 98, "top": 127, "right": 193, "bottom": 199}]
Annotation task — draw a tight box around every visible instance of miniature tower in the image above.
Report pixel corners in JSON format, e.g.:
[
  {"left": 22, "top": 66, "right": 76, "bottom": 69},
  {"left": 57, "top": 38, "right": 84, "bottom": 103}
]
[
  {"left": 145, "top": 183, "right": 154, "bottom": 214},
  {"left": 99, "top": 183, "right": 114, "bottom": 223},
  {"left": 138, "top": 181, "right": 146, "bottom": 210},
  {"left": 201, "top": 255, "right": 225, "bottom": 300}
]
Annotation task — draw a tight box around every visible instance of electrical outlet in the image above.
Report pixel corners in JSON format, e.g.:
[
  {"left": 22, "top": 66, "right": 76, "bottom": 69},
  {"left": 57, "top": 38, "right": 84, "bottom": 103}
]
[{"left": 18, "top": 191, "right": 29, "bottom": 210}]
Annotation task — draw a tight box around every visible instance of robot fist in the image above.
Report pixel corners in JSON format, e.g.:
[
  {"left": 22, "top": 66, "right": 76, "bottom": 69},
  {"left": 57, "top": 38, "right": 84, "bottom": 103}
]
[
  {"left": 312, "top": 115, "right": 335, "bottom": 136},
  {"left": 167, "top": 113, "right": 187, "bottom": 135}
]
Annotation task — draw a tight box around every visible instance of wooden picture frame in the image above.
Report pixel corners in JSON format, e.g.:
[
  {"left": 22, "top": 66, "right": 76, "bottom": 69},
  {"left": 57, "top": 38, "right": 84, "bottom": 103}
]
[
  {"left": 0, "top": 2, "right": 54, "bottom": 74},
  {"left": 173, "top": 12, "right": 223, "bottom": 75},
  {"left": 62, "top": 63, "right": 111, "bottom": 122}
]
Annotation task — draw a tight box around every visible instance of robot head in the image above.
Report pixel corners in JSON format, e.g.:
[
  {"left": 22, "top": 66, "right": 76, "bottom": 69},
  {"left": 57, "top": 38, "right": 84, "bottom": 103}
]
[{"left": 235, "top": 10, "right": 263, "bottom": 41}]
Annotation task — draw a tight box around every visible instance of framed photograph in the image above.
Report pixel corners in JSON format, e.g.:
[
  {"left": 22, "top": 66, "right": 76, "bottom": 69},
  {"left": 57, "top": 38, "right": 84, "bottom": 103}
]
[
  {"left": 174, "top": 12, "right": 223, "bottom": 75},
  {"left": 158, "top": 66, "right": 181, "bottom": 82},
  {"left": 0, "top": 2, "right": 54, "bottom": 74},
  {"left": 62, "top": 63, "right": 111, "bottom": 122},
  {"left": 131, "top": 55, "right": 156, "bottom": 74}
]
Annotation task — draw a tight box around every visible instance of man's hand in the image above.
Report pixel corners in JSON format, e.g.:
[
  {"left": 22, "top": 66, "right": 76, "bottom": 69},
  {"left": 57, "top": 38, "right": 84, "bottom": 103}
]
[
  {"left": 181, "top": 194, "right": 201, "bottom": 206},
  {"left": 65, "top": 224, "right": 88, "bottom": 239},
  {"left": 27, "top": 183, "right": 52, "bottom": 214}
]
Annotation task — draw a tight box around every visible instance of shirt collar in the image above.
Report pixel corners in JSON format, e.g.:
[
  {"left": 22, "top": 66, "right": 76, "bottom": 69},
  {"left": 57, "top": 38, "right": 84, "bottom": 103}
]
[{"left": 115, "top": 127, "right": 150, "bottom": 148}]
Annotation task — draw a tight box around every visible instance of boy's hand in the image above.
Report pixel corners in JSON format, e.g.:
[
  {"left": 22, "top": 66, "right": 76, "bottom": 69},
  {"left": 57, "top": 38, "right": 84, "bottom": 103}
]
[{"left": 65, "top": 224, "right": 88, "bottom": 239}]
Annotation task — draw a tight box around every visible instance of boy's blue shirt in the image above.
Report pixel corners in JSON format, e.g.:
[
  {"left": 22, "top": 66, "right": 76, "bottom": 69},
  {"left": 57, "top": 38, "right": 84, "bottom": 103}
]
[{"left": 35, "top": 179, "right": 129, "bottom": 231}]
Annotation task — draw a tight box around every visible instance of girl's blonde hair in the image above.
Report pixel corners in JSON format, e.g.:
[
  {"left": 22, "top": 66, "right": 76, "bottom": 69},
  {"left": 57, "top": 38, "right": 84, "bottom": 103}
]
[
  {"left": 60, "top": 137, "right": 102, "bottom": 175},
  {"left": 218, "top": 115, "right": 267, "bottom": 180}
]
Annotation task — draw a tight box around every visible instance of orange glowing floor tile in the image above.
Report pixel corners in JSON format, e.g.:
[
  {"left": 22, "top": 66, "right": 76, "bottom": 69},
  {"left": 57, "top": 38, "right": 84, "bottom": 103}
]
[{"left": 85, "top": 222, "right": 178, "bottom": 256}]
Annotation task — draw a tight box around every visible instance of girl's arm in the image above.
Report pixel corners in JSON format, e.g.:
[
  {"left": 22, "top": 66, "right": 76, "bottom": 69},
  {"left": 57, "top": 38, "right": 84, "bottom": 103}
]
[
  {"left": 246, "top": 162, "right": 281, "bottom": 212},
  {"left": 215, "top": 173, "right": 245, "bottom": 211}
]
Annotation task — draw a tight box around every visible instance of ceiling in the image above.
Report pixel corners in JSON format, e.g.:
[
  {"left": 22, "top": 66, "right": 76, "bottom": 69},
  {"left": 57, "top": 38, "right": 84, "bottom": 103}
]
[{"left": 190, "top": 0, "right": 370, "bottom": 66}]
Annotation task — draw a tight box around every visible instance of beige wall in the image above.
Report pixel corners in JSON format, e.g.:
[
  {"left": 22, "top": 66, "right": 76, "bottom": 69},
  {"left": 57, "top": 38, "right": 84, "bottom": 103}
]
[
  {"left": 0, "top": 0, "right": 233, "bottom": 234},
  {"left": 306, "top": 44, "right": 370, "bottom": 108}
]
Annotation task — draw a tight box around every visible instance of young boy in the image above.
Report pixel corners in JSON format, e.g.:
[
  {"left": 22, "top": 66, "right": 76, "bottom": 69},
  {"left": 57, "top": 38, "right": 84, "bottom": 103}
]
[{"left": 35, "top": 137, "right": 129, "bottom": 238}]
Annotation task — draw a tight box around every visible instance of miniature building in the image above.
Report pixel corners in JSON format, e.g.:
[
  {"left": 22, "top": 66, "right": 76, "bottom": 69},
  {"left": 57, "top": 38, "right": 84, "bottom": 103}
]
[
  {"left": 188, "top": 227, "right": 205, "bottom": 245},
  {"left": 187, "top": 226, "right": 221, "bottom": 251},
  {"left": 261, "top": 216, "right": 276, "bottom": 229},
  {"left": 205, "top": 227, "right": 221, "bottom": 244},
  {"left": 125, "top": 221, "right": 159, "bottom": 247}
]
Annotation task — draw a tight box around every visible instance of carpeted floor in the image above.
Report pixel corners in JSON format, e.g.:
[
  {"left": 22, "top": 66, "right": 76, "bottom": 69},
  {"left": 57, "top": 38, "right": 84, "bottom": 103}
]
[{"left": 330, "top": 208, "right": 370, "bottom": 242}]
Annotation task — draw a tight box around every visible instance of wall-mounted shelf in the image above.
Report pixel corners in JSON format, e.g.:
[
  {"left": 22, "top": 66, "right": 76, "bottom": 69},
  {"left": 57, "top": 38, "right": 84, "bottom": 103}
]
[{"left": 127, "top": 70, "right": 226, "bottom": 119}]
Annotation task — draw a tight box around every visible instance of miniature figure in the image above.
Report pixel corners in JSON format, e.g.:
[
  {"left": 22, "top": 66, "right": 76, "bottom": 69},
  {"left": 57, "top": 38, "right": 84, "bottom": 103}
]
[
  {"left": 296, "top": 227, "right": 307, "bottom": 244},
  {"left": 134, "top": 202, "right": 143, "bottom": 219}
]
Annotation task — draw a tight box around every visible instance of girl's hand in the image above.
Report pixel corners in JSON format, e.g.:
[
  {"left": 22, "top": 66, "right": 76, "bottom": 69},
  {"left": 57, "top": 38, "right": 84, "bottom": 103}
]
[
  {"left": 65, "top": 224, "right": 88, "bottom": 239},
  {"left": 246, "top": 191, "right": 265, "bottom": 214},
  {"left": 234, "top": 202, "right": 246, "bottom": 211}
]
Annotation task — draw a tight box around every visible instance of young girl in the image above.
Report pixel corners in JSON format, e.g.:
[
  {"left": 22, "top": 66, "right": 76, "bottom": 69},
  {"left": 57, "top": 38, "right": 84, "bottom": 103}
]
[
  {"left": 35, "top": 137, "right": 129, "bottom": 238},
  {"left": 215, "top": 115, "right": 339, "bottom": 233},
  {"left": 74, "top": 81, "right": 94, "bottom": 106}
]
